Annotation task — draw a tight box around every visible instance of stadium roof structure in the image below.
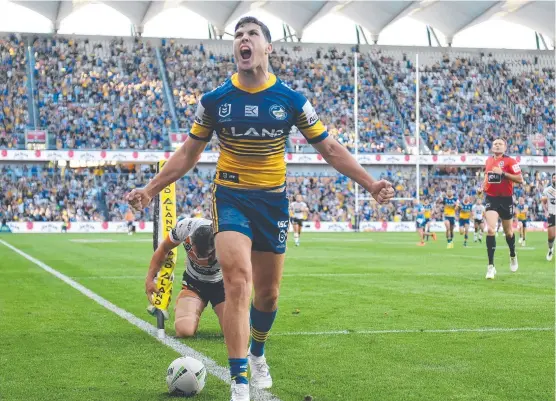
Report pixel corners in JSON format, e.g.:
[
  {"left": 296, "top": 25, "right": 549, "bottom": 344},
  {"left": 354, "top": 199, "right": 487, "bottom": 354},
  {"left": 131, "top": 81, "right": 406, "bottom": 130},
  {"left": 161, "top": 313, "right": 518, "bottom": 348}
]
[{"left": 11, "top": 0, "right": 556, "bottom": 45}]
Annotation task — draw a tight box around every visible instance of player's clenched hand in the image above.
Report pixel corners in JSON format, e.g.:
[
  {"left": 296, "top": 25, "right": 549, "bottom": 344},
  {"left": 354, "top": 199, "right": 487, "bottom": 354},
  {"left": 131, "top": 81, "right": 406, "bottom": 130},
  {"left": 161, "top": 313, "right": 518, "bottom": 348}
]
[
  {"left": 126, "top": 188, "right": 152, "bottom": 211},
  {"left": 492, "top": 166, "right": 503, "bottom": 174},
  {"left": 145, "top": 279, "right": 158, "bottom": 304},
  {"left": 370, "top": 180, "right": 394, "bottom": 204}
]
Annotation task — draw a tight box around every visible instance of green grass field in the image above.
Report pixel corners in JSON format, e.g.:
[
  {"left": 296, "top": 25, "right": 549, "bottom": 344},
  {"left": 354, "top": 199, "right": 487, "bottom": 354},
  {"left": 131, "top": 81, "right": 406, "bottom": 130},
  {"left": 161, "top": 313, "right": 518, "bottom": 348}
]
[{"left": 0, "top": 232, "right": 554, "bottom": 401}]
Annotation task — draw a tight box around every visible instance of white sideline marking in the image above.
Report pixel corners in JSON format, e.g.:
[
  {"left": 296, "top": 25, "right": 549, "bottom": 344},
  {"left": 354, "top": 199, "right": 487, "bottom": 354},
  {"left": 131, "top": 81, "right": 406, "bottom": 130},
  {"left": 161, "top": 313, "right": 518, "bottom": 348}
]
[
  {"left": 273, "top": 327, "right": 554, "bottom": 337},
  {"left": 0, "top": 239, "right": 281, "bottom": 401},
  {"left": 70, "top": 239, "right": 152, "bottom": 243},
  {"left": 295, "top": 238, "right": 374, "bottom": 242}
]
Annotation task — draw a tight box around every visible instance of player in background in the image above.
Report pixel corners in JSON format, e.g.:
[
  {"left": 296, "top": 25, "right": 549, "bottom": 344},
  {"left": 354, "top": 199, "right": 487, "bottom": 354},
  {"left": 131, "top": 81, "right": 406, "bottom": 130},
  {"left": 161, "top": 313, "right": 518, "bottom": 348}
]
[
  {"left": 61, "top": 210, "right": 69, "bottom": 233},
  {"left": 472, "top": 198, "right": 485, "bottom": 243},
  {"left": 515, "top": 197, "right": 528, "bottom": 246},
  {"left": 483, "top": 138, "right": 523, "bottom": 279},
  {"left": 0, "top": 218, "right": 12, "bottom": 233},
  {"left": 290, "top": 194, "right": 309, "bottom": 246},
  {"left": 125, "top": 209, "right": 136, "bottom": 235},
  {"left": 127, "top": 16, "right": 394, "bottom": 401},
  {"left": 458, "top": 195, "right": 473, "bottom": 247},
  {"left": 423, "top": 198, "right": 434, "bottom": 241},
  {"left": 145, "top": 218, "right": 224, "bottom": 338},
  {"left": 541, "top": 173, "right": 555, "bottom": 261},
  {"left": 442, "top": 189, "right": 458, "bottom": 248},
  {"left": 414, "top": 200, "right": 436, "bottom": 246}
]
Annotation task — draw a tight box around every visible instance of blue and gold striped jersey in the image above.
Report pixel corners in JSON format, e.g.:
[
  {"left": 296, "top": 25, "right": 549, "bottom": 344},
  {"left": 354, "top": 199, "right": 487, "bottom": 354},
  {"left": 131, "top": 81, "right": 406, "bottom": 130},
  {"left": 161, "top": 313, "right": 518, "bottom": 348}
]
[
  {"left": 190, "top": 73, "right": 328, "bottom": 190},
  {"left": 423, "top": 204, "right": 432, "bottom": 219},
  {"left": 459, "top": 202, "right": 472, "bottom": 219},
  {"left": 443, "top": 197, "right": 458, "bottom": 217},
  {"left": 516, "top": 204, "right": 527, "bottom": 220}
]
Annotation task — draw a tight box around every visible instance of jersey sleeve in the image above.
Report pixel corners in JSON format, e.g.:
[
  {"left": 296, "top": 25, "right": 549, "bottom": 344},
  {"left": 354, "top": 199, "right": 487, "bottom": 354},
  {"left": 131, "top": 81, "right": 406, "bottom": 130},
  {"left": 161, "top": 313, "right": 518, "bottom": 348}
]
[
  {"left": 507, "top": 158, "right": 522, "bottom": 175},
  {"left": 293, "top": 94, "right": 328, "bottom": 144},
  {"left": 189, "top": 95, "right": 214, "bottom": 142},
  {"left": 169, "top": 219, "right": 193, "bottom": 244}
]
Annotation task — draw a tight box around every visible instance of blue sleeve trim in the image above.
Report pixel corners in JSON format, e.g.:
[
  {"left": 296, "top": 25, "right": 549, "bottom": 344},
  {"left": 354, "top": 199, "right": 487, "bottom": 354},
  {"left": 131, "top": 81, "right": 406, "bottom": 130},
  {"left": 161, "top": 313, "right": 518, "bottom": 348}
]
[
  {"left": 307, "top": 131, "right": 329, "bottom": 144},
  {"left": 189, "top": 133, "right": 211, "bottom": 142}
]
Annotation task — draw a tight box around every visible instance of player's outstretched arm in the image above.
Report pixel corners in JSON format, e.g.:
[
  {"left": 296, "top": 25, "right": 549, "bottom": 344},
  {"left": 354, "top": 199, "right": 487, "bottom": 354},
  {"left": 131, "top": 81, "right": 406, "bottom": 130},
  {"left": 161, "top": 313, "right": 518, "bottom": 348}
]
[
  {"left": 126, "top": 138, "right": 206, "bottom": 210},
  {"left": 311, "top": 136, "right": 394, "bottom": 204},
  {"left": 146, "top": 237, "right": 180, "bottom": 304}
]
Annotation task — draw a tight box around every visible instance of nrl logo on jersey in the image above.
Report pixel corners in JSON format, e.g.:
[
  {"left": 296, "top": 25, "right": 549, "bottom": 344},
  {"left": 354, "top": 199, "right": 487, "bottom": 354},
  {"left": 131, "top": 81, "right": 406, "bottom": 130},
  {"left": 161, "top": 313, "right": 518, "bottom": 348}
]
[{"left": 218, "top": 103, "right": 231, "bottom": 118}]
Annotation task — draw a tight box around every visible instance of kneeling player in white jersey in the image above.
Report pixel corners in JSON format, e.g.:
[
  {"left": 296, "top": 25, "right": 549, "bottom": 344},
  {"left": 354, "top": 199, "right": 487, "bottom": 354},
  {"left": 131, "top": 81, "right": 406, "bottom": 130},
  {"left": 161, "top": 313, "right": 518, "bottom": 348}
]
[
  {"left": 145, "top": 218, "right": 224, "bottom": 337},
  {"left": 290, "top": 195, "right": 309, "bottom": 247},
  {"left": 542, "top": 173, "right": 555, "bottom": 261},
  {"left": 472, "top": 198, "right": 485, "bottom": 243}
]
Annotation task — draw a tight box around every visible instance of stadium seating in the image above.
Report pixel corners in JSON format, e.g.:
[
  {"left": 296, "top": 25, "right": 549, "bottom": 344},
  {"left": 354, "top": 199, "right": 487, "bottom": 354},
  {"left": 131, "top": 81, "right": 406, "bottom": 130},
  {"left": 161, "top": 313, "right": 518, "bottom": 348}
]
[
  {"left": 33, "top": 36, "right": 170, "bottom": 150},
  {"left": 0, "top": 35, "right": 29, "bottom": 148},
  {"left": 0, "top": 34, "right": 553, "bottom": 156},
  {"left": 373, "top": 49, "right": 535, "bottom": 155},
  {"left": 1, "top": 164, "right": 551, "bottom": 224}
]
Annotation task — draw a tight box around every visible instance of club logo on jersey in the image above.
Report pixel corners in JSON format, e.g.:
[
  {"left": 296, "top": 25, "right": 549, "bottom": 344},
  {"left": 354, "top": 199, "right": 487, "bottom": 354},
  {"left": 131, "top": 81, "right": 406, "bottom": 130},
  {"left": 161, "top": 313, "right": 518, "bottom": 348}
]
[
  {"left": 245, "top": 105, "right": 258, "bottom": 117},
  {"left": 269, "top": 104, "right": 287, "bottom": 120},
  {"left": 218, "top": 103, "right": 231, "bottom": 118},
  {"left": 499, "top": 161, "right": 504, "bottom": 167}
]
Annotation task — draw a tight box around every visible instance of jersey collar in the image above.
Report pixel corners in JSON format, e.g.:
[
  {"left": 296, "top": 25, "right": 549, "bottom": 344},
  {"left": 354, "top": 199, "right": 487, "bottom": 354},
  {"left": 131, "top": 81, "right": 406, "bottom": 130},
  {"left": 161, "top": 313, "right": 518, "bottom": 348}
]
[{"left": 231, "top": 73, "right": 277, "bottom": 94}]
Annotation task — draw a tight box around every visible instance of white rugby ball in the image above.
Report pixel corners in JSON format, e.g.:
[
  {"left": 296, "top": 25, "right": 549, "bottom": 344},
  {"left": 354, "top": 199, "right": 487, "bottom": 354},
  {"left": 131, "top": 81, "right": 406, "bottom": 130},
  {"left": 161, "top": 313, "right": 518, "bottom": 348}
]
[{"left": 166, "top": 356, "right": 207, "bottom": 397}]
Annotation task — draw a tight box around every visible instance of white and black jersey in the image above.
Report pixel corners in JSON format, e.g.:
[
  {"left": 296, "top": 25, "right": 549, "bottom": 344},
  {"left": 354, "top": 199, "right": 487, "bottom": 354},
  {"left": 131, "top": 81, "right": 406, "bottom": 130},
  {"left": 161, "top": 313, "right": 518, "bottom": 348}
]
[
  {"left": 290, "top": 201, "right": 308, "bottom": 220},
  {"left": 543, "top": 185, "right": 556, "bottom": 216},
  {"left": 472, "top": 204, "right": 485, "bottom": 221},
  {"left": 169, "top": 218, "right": 222, "bottom": 284}
]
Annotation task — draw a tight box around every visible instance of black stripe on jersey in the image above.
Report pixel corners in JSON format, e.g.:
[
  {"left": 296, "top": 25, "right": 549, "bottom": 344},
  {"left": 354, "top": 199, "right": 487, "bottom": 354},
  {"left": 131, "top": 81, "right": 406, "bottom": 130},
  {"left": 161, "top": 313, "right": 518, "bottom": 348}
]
[
  {"left": 219, "top": 138, "right": 286, "bottom": 151},
  {"left": 219, "top": 133, "right": 286, "bottom": 145},
  {"left": 190, "top": 132, "right": 211, "bottom": 142},
  {"left": 219, "top": 136, "right": 286, "bottom": 151},
  {"left": 220, "top": 143, "right": 286, "bottom": 157}
]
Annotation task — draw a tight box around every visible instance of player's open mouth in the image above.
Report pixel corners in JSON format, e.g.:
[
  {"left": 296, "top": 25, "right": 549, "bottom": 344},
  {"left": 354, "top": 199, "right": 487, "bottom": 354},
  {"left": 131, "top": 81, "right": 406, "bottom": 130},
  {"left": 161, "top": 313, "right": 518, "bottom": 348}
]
[{"left": 240, "top": 48, "right": 252, "bottom": 60}]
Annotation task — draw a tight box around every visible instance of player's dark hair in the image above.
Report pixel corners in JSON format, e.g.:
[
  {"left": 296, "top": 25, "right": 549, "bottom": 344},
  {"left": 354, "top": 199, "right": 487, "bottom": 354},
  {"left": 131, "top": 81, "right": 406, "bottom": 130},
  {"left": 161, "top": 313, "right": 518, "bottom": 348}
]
[
  {"left": 191, "top": 225, "right": 214, "bottom": 258},
  {"left": 493, "top": 137, "right": 506, "bottom": 144},
  {"left": 235, "top": 16, "right": 272, "bottom": 43}
]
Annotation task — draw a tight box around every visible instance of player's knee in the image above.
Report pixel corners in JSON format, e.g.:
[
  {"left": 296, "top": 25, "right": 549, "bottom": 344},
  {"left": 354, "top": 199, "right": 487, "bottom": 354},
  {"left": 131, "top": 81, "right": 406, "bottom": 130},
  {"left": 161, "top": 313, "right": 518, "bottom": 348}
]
[
  {"left": 174, "top": 318, "right": 198, "bottom": 338},
  {"left": 224, "top": 275, "right": 251, "bottom": 303},
  {"left": 255, "top": 288, "right": 280, "bottom": 312},
  {"left": 487, "top": 226, "right": 496, "bottom": 236}
]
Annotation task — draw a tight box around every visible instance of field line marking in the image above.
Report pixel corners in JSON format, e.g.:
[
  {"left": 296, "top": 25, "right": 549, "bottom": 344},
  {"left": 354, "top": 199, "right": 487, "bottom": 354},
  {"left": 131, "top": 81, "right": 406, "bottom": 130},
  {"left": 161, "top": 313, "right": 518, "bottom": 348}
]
[
  {"left": 71, "top": 270, "right": 554, "bottom": 281},
  {"left": 69, "top": 239, "right": 152, "bottom": 243},
  {"left": 0, "top": 239, "right": 281, "bottom": 401},
  {"left": 273, "top": 327, "right": 554, "bottom": 336}
]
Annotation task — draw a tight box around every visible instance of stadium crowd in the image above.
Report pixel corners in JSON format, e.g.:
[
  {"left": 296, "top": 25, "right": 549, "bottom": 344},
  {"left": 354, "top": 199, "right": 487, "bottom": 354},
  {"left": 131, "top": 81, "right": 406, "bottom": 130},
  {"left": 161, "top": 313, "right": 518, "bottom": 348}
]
[
  {"left": 1, "top": 35, "right": 553, "bottom": 157},
  {"left": 374, "top": 52, "right": 535, "bottom": 155},
  {"left": 271, "top": 46, "right": 405, "bottom": 153},
  {"left": 1, "top": 164, "right": 552, "bottom": 224},
  {"left": 33, "top": 36, "right": 170, "bottom": 150},
  {"left": 0, "top": 34, "right": 29, "bottom": 148}
]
